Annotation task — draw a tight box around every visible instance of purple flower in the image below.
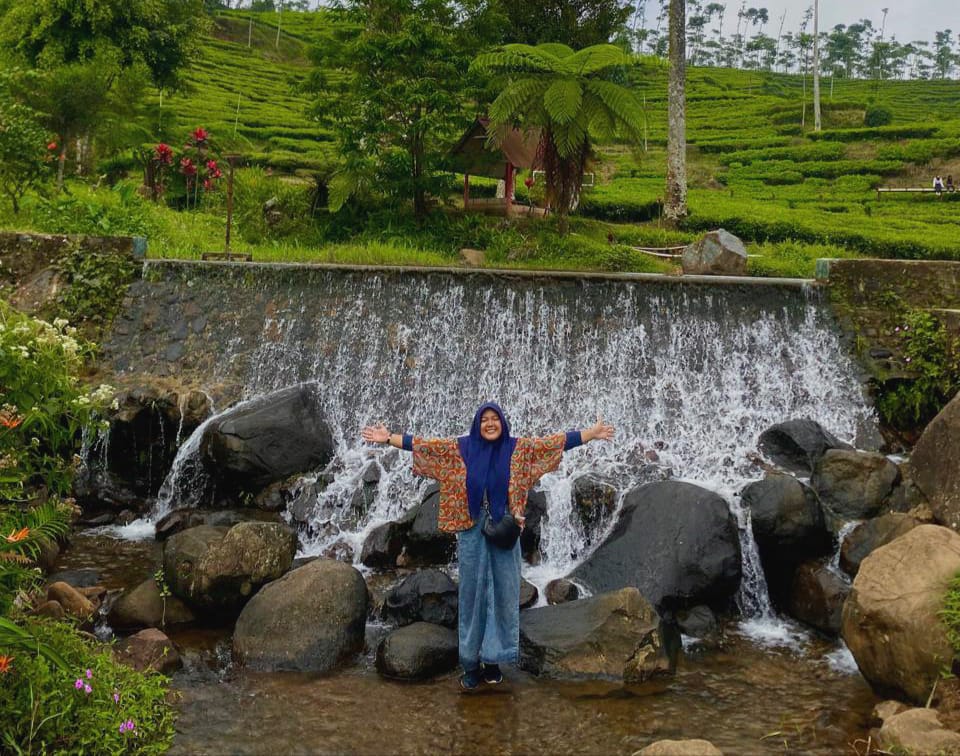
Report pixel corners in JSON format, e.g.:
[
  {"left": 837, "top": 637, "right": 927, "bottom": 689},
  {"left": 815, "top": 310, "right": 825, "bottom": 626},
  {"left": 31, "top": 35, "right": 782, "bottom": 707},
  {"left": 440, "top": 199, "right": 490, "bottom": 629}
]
[
  {"left": 125, "top": 720, "right": 135, "bottom": 733},
  {"left": 85, "top": 668, "right": 92, "bottom": 679},
  {"left": 895, "top": 326, "right": 900, "bottom": 332},
  {"left": 119, "top": 723, "right": 126, "bottom": 734},
  {"left": 113, "top": 692, "right": 120, "bottom": 704},
  {"left": 84, "top": 684, "right": 92, "bottom": 695},
  {"left": 74, "top": 678, "right": 83, "bottom": 690}
]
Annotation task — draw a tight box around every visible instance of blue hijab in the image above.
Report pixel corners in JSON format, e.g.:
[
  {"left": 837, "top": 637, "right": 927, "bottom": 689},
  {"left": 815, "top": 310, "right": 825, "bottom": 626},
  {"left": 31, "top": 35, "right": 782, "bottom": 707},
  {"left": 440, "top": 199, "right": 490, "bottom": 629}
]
[{"left": 458, "top": 402, "right": 518, "bottom": 523}]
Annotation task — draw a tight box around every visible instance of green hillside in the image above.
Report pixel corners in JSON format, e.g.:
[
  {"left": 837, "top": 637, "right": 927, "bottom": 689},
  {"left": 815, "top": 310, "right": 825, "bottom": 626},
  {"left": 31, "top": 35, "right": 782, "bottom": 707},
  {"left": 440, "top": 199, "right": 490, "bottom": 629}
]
[{"left": 3, "top": 9, "right": 960, "bottom": 273}]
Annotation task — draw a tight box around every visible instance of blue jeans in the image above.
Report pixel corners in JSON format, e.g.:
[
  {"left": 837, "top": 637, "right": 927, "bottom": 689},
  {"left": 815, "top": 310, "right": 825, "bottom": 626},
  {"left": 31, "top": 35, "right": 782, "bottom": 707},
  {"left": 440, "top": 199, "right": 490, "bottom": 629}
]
[{"left": 456, "top": 520, "right": 521, "bottom": 670}]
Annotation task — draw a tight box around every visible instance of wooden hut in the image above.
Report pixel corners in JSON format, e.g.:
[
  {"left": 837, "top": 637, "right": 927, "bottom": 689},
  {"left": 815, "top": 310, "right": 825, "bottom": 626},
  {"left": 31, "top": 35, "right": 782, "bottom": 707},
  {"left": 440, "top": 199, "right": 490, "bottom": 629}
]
[{"left": 450, "top": 118, "right": 543, "bottom": 216}]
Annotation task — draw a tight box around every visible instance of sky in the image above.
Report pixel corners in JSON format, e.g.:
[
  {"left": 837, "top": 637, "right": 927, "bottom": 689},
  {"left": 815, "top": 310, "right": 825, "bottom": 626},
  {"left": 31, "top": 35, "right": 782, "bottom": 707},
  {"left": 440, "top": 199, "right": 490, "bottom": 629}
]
[{"left": 720, "top": 1, "right": 957, "bottom": 45}]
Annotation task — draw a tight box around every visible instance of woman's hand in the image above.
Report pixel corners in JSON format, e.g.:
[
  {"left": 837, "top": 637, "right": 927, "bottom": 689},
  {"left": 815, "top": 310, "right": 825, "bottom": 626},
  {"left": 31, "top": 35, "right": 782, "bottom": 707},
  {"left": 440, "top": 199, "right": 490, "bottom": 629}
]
[
  {"left": 582, "top": 417, "right": 614, "bottom": 443},
  {"left": 361, "top": 423, "right": 391, "bottom": 445}
]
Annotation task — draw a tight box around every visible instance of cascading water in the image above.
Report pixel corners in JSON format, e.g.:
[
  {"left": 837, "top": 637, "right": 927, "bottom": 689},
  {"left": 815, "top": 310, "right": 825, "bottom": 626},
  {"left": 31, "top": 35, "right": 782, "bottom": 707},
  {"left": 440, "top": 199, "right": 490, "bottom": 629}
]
[{"left": 142, "top": 269, "right": 876, "bottom": 616}]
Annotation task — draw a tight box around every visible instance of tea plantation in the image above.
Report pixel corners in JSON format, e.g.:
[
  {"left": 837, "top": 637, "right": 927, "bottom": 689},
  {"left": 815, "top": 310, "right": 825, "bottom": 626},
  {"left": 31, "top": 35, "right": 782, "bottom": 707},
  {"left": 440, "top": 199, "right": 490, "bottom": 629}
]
[{"left": 5, "top": 8, "right": 960, "bottom": 275}]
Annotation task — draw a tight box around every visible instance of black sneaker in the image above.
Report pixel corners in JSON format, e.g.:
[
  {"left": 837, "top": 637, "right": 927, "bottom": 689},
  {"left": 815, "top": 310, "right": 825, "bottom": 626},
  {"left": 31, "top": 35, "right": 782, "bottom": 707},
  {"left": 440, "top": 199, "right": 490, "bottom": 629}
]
[
  {"left": 459, "top": 667, "right": 482, "bottom": 692},
  {"left": 481, "top": 663, "right": 503, "bottom": 685}
]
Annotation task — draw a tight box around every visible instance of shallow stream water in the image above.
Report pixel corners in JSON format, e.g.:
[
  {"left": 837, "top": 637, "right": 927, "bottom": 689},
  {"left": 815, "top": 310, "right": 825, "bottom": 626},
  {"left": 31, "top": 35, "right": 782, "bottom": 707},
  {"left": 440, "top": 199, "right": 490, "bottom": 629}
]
[{"left": 59, "top": 531, "right": 879, "bottom": 755}]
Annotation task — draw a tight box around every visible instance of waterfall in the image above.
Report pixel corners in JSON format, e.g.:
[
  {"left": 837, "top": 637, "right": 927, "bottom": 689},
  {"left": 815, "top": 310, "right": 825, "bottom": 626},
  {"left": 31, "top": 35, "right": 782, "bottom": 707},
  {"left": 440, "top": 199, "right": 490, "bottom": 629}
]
[{"left": 114, "top": 268, "right": 878, "bottom": 616}]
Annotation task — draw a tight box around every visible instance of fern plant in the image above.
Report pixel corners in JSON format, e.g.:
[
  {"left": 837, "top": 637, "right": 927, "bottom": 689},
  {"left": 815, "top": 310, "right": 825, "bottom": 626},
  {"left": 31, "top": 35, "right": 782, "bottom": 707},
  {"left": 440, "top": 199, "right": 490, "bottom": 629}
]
[
  {"left": 471, "top": 43, "right": 646, "bottom": 224},
  {"left": 0, "top": 500, "right": 72, "bottom": 613}
]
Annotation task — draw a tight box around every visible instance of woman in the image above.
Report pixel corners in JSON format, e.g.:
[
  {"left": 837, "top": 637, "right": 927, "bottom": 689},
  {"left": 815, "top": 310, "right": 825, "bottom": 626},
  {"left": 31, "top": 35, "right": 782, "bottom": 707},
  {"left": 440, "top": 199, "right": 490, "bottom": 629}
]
[{"left": 361, "top": 402, "right": 614, "bottom": 690}]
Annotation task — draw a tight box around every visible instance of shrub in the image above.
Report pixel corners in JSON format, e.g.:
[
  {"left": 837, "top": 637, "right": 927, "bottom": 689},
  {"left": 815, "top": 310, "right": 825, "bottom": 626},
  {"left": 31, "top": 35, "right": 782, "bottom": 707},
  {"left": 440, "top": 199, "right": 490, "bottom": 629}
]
[
  {"left": 864, "top": 105, "right": 893, "bottom": 127},
  {"left": 0, "top": 617, "right": 174, "bottom": 754}
]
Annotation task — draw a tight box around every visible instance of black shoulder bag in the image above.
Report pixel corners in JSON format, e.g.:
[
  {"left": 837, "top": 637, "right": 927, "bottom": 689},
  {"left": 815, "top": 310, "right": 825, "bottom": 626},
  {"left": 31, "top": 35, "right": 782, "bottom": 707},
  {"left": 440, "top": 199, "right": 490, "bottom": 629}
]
[{"left": 481, "top": 500, "right": 521, "bottom": 550}]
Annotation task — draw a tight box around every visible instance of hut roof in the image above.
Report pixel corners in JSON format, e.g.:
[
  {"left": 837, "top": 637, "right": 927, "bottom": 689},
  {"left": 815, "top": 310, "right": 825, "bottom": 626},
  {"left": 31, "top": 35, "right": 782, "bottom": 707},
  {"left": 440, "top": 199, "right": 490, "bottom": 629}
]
[{"left": 450, "top": 118, "right": 542, "bottom": 179}]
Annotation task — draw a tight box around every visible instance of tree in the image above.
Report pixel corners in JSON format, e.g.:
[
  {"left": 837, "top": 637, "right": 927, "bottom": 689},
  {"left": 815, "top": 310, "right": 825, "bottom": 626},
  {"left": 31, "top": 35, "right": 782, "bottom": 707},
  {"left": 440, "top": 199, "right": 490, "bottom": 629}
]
[
  {"left": 812, "top": 0, "right": 821, "bottom": 131},
  {"left": 0, "top": 99, "right": 52, "bottom": 214},
  {"left": 664, "top": 0, "right": 687, "bottom": 223},
  {"left": 472, "top": 43, "right": 644, "bottom": 224},
  {"left": 310, "top": 0, "right": 471, "bottom": 218},
  {"left": 934, "top": 30, "right": 955, "bottom": 79},
  {"left": 496, "top": 0, "right": 634, "bottom": 48},
  {"left": 0, "top": 0, "right": 206, "bottom": 93}
]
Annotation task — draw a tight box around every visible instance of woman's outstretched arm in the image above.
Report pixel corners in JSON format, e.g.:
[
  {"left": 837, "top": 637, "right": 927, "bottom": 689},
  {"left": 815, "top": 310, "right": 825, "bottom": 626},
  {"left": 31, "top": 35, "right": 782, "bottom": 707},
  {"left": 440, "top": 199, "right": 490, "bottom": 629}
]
[
  {"left": 361, "top": 423, "right": 404, "bottom": 448},
  {"left": 579, "top": 417, "right": 615, "bottom": 444}
]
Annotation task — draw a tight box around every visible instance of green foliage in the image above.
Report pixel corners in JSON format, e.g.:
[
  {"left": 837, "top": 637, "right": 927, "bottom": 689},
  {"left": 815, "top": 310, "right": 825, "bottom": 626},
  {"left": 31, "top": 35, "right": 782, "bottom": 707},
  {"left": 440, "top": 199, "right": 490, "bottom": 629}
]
[
  {"left": 29, "top": 185, "right": 156, "bottom": 237},
  {"left": 56, "top": 244, "right": 140, "bottom": 331},
  {"left": 308, "top": 0, "right": 471, "bottom": 217},
  {"left": 472, "top": 43, "right": 644, "bottom": 219},
  {"left": 493, "top": 0, "right": 632, "bottom": 48},
  {"left": 0, "top": 617, "right": 175, "bottom": 755},
  {"left": 809, "top": 124, "right": 938, "bottom": 142},
  {"left": 876, "top": 310, "right": 960, "bottom": 430},
  {"left": 942, "top": 574, "right": 960, "bottom": 660},
  {"left": 863, "top": 105, "right": 893, "bottom": 128},
  {"left": 0, "top": 504, "right": 72, "bottom": 614},
  {"left": 0, "top": 97, "right": 54, "bottom": 214}
]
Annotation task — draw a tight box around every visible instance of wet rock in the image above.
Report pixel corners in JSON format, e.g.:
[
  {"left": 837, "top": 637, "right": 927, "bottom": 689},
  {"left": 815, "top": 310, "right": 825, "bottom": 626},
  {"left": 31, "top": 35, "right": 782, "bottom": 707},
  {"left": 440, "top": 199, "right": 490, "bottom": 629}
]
[
  {"left": 155, "top": 508, "right": 206, "bottom": 540},
  {"left": 46, "top": 569, "right": 100, "bottom": 589},
  {"left": 79, "top": 511, "right": 118, "bottom": 526},
  {"left": 840, "top": 511, "right": 929, "bottom": 577},
  {"left": 287, "top": 479, "right": 322, "bottom": 526},
  {"left": 741, "top": 473, "right": 832, "bottom": 604},
  {"left": 676, "top": 605, "right": 718, "bottom": 643},
  {"left": 520, "top": 587, "right": 674, "bottom": 680},
  {"left": 47, "top": 581, "right": 95, "bottom": 619},
  {"left": 521, "top": 490, "right": 547, "bottom": 564},
  {"left": 681, "top": 228, "right": 747, "bottom": 276},
  {"left": 812, "top": 450, "right": 900, "bottom": 524},
  {"left": 404, "top": 488, "right": 456, "bottom": 566},
  {"left": 758, "top": 419, "right": 852, "bottom": 475},
  {"left": 572, "top": 475, "right": 618, "bottom": 547},
  {"left": 636, "top": 740, "right": 723, "bottom": 755},
  {"left": 162, "top": 522, "right": 296, "bottom": 615},
  {"left": 375, "top": 622, "right": 459, "bottom": 680},
  {"left": 233, "top": 559, "right": 368, "bottom": 672},
  {"left": 321, "top": 540, "right": 354, "bottom": 562},
  {"left": 909, "top": 391, "right": 960, "bottom": 531},
  {"left": 519, "top": 578, "right": 538, "bottom": 609},
  {"left": 113, "top": 628, "right": 182, "bottom": 674},
  {"left": 545, "top": 579, "right": 580, "bottom": 605},
  {"left": 877, "top": 708, "right": 960, "bottom": 755},
  {"left": 200, "top": 383, "right": 335, "bottom": 494},
  {"left": 787, "top": 559, "right": 848, "bottom": 635},
  {"left": 381, "top": 569, "right": 457, "bottom": 628},
  {"left": 253, "top": 478, "right": 294, "bottom": 512},
  {"left": 842, "top": 525, "right": 960, "bottom": 703},
  {"left": 108, "top": 577, "right": 196, "bottom": 630},
  {"left": 360, "top": 520, "right": 411, "bottom": 569},
  {"left": 570, "top": 481, "right": 741, "bottom": 612}
]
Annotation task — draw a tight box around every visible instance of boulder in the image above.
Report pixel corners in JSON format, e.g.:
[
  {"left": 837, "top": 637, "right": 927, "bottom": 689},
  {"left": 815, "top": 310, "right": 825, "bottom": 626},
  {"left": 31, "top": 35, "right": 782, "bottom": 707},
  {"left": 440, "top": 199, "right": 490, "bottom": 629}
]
[
  {"left": 570, "top": 481, "right": 741, "bottom": 612},
  {"left": 812, "top": 450, "right": 900, "bottom": 524},
  {"left": 877, "top": 708, "right": 960, "bottom": 755},
  {"left": 681, "top": 228, "right": 747, "bottom": 276},
  {"left": 758, "top": 419, "right": 852, "bottom": 475},
  {"left": 572, "top": 475, "right": 618, "bottom": 548},
  {"left": 233, "top": 559, "right": 368, "bottom": 672},
  {"left": 375, "top": 622, "right": 459, "bottom": 680},
  {"left": 787, "top": 559, "right": 848, "bottom": 635},
  {"left": 380, "top": 569, "right": 457, "bottom": 628},
  {"left": 839, "top": 511, "right": 929, "bottom": 577},
  {"left": 636, "top": 740, "right": 723, "bottom": 756},
  {"left": 403, "top": 488, "right": 456, "bottom": 566},
  {"left": 113, "top": 628, "right": 182, "bottom": 675},
  {"left": 360, "top": 520, "right": 410, "bottom": 570},
  {"left": 741, "top": 473, "right": 832, "bottom": 603},
  {"left": 200, "top": 383, "right": 334, "bottom": 493},
  {"left": 46, "top": 569, "right": 100, "bottom": 589},
  {"left": 519, "top": 578, "right": 538, "bottom": 609},
  {"left": 842, "top": 524, "right": 960, "bottom": 703},
  {"left": 108, "top": 577, "right": 196, "bottom": 630},
  {"left": 521, "top": 490, "right": 548, "bottom": 564},
  {"left": 909, "top": 391, "right": 960, "bottom": 530},
  {"left": 155, "top": 508, "right": 279, "bottom": 541},
  {"left": 676, "top": 605, "right": 719, "bottom": 644},
  {"left": 162, "top": 522, "right": 296, "bottom": 614},
  {"left": 155, "top": 508, "right": 207, "bottom": 541},
  {"left": 545, "top": 579, "right": 580, "bottom": 605},
  {"left": 46, "top": 582, "right": 95, "bottom": 619},
  {"left": 520, "top": 587, "right": 674, "bottom": 680}
]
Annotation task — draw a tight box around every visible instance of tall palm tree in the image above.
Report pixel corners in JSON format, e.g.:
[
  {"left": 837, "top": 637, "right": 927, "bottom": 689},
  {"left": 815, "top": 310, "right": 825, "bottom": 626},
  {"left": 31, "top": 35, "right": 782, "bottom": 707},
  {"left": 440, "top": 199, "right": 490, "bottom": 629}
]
[
  {"left": 471, "top": 43, "right": 644, "bottom": 223},
  {"left": 664, "top": 0, "right": 687, "bottom": 224}
]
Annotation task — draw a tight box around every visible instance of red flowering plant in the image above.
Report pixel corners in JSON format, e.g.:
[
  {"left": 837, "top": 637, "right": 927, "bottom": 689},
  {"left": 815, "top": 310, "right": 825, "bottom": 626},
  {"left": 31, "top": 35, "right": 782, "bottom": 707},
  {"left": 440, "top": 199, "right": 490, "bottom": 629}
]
[{"left": 180, "top": 126, "right": 222, "bottom": 210}]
